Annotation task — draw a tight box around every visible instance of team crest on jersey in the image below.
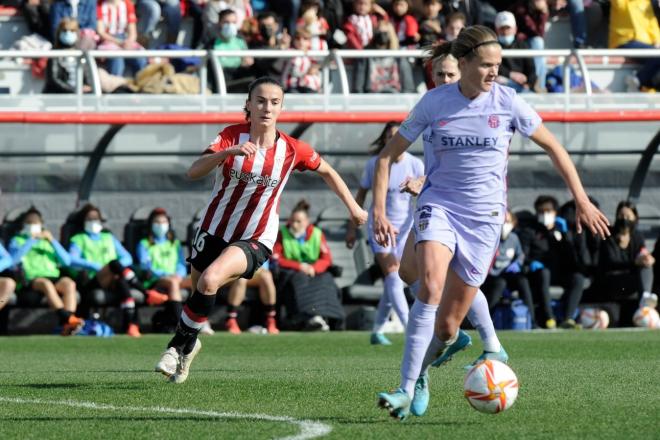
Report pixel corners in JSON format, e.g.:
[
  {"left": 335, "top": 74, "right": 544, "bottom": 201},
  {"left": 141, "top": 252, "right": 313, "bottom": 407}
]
[
  {"left": 437, "top": 120, "right": 448, "bottom": 127},
  {"left": 487, "top": 115, "right": 500, "bottom": 128}
]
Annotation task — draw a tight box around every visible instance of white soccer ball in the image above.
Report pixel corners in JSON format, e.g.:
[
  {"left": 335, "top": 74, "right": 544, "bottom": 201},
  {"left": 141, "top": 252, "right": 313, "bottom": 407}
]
[
  {"left": 632, "top": 306, "right": 660, "bottom": 329},
  {"left": 580, "top": 307, "right": 610, "bottom": 329},
  {"left": 464, "top": 360, "right": 519, "bottom": 414}
]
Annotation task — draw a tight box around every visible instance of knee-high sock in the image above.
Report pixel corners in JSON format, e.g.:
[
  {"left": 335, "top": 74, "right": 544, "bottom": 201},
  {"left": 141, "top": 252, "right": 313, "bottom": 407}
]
[
  {"left": 385, "top": 272, "right": 409, "bottom": 328},
  {"left": 168, "top": 290, "right": 215, "bottom": 354},
  {"left": 466, "top": 289, "right": 501, "bottom": 353},
  {"left": 373, "top": 291, "right": 392, "bottom": 333},
  {"left": 399, "top": 299, "right": 438, "bottom": 397},
  {"left": 409, "top": 280, "right": 421, "bottom": 297}
]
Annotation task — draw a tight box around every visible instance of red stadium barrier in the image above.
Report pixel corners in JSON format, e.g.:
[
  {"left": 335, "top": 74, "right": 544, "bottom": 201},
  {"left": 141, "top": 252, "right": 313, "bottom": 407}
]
[{"left": 0, "top": 110, "right": 659, "bottom": 124}]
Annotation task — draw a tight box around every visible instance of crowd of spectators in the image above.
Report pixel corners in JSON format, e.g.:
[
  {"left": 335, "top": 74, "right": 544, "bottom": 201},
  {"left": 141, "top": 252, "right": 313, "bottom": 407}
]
[
  {"left": 1, "top": 194, "right": 659, "bottom": 335},
  {"left": 1, "top": 0, "right": 658, "bottom": 93}
]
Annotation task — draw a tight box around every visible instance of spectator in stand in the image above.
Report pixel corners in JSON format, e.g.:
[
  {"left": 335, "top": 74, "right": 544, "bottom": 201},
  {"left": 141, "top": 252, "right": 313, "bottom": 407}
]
[
  {"left": 481, "top": 209, "right": 537, "bottom": 327},
  {"left": 548, "top": 0, "right": 587, "bottom": 48},
  {"left": 136, "top": 208, "right": 187, "bottom": 335},
  {"left": 296, "top": 0, "right": 330, "bottom": 50},
  {"left": 134, "top": 0, "right": 181, "bottom": 47},
  {"left": 511, "top": 0, "right": 549, "bottom": 92},
  {"left": 282, "top": 28, "right": 322, "bottom": 93},
  {"left": 322, "top": 0, "right": 346, "bottom": 47},
  {"left": 271, "top": 0, "right": 302, "bottom": 35},
  {"left": 200, "top": 0, "right": 253, "bottom": 48},
  {"left": 417, "top": 0, "right": 445, "bottom": 48},
  {"left": 8, "top": 207, "right": 84, "bottom": 336},
  {"left": 49, "top": 0, "right": 97, "bottom": 49},
  {"left": 249, "top": 11, "right": 292, "bottom": 79},
  {"left": 272, "top": 199, "right": 344, "bottom": 331},
  {"left": 494, "top": 11, "right": 537, "bottom": 93},
  {"left": 44, "top": 18, "right": 93, "bottom": 94},
  {"left": 442, "top": 0, "right": 493, "bottom": 26},
  {"left": 97, "top": 0, "right": 147, "bottom": 77},
  {"left": 443, "top": 11, "right": 466, "bottom": 42},
  {"left": 545, "top": 54, "right": 604, "bottom": 93},
  {"left": 21, "top": 0, "right": 50, "bottom": 40},
  {"left": 390, "top": 0, "right": 419, "bottom": 48},
  {"left": 596, "top": 201, "right": 654, "bottom": 326},
  {"left": 343, "top": 0, "right": 388, "bottom": 50},
  {"left": 207, "top": 9, "right": 255, "bottom": 90},
  {"left": 224, "top": 262, "right": 279, "bottom": 334},
  {"left": 518, "top": 195, "right": 585, "bottom": 329},
  {"left": 608, "top": 0, "right": 660, "bottom": 92},
  {"left": 68, "top": 203, "right": 168, "bottom": 337},
  {"left": 0, "top": 243, "right": 16, "bottom": 318}
]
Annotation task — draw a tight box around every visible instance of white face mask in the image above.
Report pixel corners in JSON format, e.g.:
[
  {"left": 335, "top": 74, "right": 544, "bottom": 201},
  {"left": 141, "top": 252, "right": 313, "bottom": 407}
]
[
  {"left": 23, "top": 223, "right": 42, "bottom": 236},
  {"left": 289, "top": 226, "right": 305, "bottom": 239},
  {"left": 538, "top": 212, "right": 556, "bottom": 228},
  {"left": 501, "top": 222, "right": 514, "bottom": 239},
  {"left": 220, "top": 22, "right": 238, "bottom": 39},
  {"left": 152, "top": 223, "right": 169, "bottom": 238},
  {"left": 85, "top": 220, "right": 103, "bottom": 234}
]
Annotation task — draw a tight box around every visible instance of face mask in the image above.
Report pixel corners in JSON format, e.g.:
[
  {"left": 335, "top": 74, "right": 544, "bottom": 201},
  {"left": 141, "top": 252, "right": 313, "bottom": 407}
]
[
  {"left": 445, "top": 32, "right": 456, "bottom": 42},
  {"left": 85, "top": 220, "right": 103, "bottom": 234},
  {"left": 23, "top": 223, "right": 42, "bottom": 236},
  {"left": 501, "top": 222, "right": 514, "bottom": 239},
  {"left": 289, "top": 226, "right": 305, "bottom": 239},
  {"left": 538, "top": 212, "right": 556, "bottom": 228},
  {"left": 59, "top": 30, "right": 78, "bottom": 47},
  {"left": 260, "top": 24, "right": 275, "bottom": 40},
  {"left": 220, "top": 23, "right": 238, "bottom": 39},
  {"left": 614, "top": 218, "right": 635, "bottom": 231},
  {"left": 373, "top": 31, "right": 390, "bottom": 47},
  {"left": 498, "top": 34, "right": 515, "bottom": 46},
  {"left": 152, "top": 223, "right": 170, "bottom": 238}
]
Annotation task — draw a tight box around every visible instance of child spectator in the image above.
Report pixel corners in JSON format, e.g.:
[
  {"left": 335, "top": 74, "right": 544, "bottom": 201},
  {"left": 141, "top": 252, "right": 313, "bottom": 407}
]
[
  {"left": 390, "top": 0, "right": 419, "bottom": 48},
  {"left": 49, "top": 0, "right": 98, "bottom": 49},
  {"left": 343, "top": 0, "right": 388, "bottom": 50},
  {"left": 136, "top": 208, "right": 186, "bottom": 334},
  {"left": 9, "top": 207, "right": 84, "bottom": 336},
  {"left": 417, "top": 0, "right": 444, "bottom": 48},
  {"left": 296, "top": 0, "right": 329, "bottom": 50},
  {"left": 443, "top": 11, "right": 466, "bottom": 42},
  {"left": 68, "top": 203, "right": 167, "bottom": 337},
  {"left": 97, "top": 0, "right": 147, "bottom": 77},
  {"left": 282, "top": 28, "right": 322, "bottom": 93},
  {"left": 208, "top": 8, "right": 255, "bottom": 89},
  {"left": 224, "top": 262, "right": 279, "bottom": 334},
  {"left": 494, "top": 11, "right": 537, "bottom": 92},
  {"left": 272, "top": 200, "right": 344, "bottom": 331},
  {"left": 44, "top": 18, "right": 93, "bottom": 94},
  {"left": 511, "top": 0, "right": 549, "bottom": 91}
]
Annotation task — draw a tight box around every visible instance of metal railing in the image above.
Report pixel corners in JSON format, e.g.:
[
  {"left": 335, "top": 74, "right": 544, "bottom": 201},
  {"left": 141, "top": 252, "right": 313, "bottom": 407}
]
[{"left": 1, "top": 48, "right": 659, "bottom": 97}]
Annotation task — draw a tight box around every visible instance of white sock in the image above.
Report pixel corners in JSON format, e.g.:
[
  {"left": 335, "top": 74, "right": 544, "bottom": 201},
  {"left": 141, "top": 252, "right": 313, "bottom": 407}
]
[
  {"left": 409, "top": 280, "right": 421, "bottom": 297},
  {"left": 373, "top": 291, "right": 392, "bottom": 334},
  {"left": 466, "top": 289, "right": 501, "bottom": 353},
  {"left": 385, "top": 272, "right": 409, "bottom": 328},
  {"left": 420, "top": 331, "right": 458, "bottom": 375},
  {"left": 399, "top": 299, "right": 438, "bottom": 397}
]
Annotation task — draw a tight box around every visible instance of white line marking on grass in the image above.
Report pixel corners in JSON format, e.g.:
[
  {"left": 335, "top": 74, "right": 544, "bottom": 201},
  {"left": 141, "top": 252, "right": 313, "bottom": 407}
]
[{"left": 0, "top": 397, "right": 332, "bottom": 440}]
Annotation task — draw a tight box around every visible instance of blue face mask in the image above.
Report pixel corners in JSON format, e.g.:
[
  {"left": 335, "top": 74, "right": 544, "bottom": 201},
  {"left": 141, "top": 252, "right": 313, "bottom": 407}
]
[
  {"left": 497, "top": 34, "right": 514, "bottom": 46},
  {"left": 220, "top": 23, "right": 238, "bottom": 39},
  {"left": 152, "top": 223, "right": 169, "bottom": 238},
  {"left": 59, "top": 30, "right": 78, "bottom": 47}
]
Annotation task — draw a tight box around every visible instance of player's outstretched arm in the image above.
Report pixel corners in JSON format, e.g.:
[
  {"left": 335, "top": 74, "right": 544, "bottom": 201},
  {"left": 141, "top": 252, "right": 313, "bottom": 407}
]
[
  {"left": 373, "top": 132, "right": 412, "bottom": 246},
  {"left": 346, "top": 187, "right": 368, "bottom": 249},
  {"left": 531, "top": 124, "right": 610, "bottom": 238},
  {"left": 315, "top": 159, "right": 368, "bottom": 226},
  {"left": 186, "top": 142, "right": 259, "bottom": 179}
]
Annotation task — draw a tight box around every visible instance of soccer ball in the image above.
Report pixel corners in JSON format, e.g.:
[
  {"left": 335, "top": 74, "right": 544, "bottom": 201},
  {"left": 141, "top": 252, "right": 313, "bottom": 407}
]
[
  {"left": 464, "top": 360, "right": 519, "bottom": 414},
  {"left": 632, "top": 306, "right": 660, "bottom": 329},
  {"left": 579, "top": 307, "right": 610, "bottom": 329}
]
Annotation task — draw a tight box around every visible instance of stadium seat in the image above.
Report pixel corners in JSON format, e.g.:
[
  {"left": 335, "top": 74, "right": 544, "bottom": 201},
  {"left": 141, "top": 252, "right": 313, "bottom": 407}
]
[{"left": 124, "top": 205, "right": 159, "bottom": 260}]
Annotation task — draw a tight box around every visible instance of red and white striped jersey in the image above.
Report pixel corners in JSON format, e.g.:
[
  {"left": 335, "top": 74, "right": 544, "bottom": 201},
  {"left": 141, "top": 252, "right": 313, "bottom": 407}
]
[
  {"left": 198, "top": 123, "right": 322, "bottom": 250},
  {"left": 97, "top": 0, "right": 137, "bottom": 36}
]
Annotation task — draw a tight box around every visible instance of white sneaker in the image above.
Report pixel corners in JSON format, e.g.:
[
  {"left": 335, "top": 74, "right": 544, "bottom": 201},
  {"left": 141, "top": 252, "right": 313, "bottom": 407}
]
[
  {"left": 199, "top": 321, "right": 215, "bottom": 335},
  {"left": 306, "top": 315, "right": 330, "bottom": 332},
  {"left": 155, "top": 347, "right": 180, "bottom": 378},
  {"left": 171, "top": 338, "right": 202, "bottom": 384},
  {"left": 640, "top": 292, "right": 658, "bottom": 308}
]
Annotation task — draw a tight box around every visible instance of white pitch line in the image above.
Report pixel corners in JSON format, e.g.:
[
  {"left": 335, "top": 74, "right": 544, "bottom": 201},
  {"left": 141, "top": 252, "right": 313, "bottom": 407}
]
[{"left": 0, "top": 396, "right": 332, "bottom": 440}]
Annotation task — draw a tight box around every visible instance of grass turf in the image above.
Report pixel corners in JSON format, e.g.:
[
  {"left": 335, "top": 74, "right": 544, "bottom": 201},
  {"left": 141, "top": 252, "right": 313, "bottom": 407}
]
[{"left": 1, "top": 330, "right": 659, "bottom": 439}]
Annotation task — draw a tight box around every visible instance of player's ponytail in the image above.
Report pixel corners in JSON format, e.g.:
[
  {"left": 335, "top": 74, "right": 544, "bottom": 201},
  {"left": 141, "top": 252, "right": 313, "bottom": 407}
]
[
  {"left": 369, "top": 121, "right": 401, "bottom": 155},
  {"left": 450, "top": 25, "right": 498, "bottom": 61},
  {"left": 243, "top": 77, "right": 285, "bottom": 121},
  {"left": 292, "top": 199, "right": 310, "bottom": 215},
  {"left": 423, "top": 41, "right": 454, "bottom": 65}
]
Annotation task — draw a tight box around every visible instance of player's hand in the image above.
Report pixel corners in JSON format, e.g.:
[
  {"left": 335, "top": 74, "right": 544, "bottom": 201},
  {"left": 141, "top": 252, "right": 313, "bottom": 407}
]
[
  {"left": 350, "top": 207, "right": 368, "bottom": 227},
  {"left": 345, "top": 227, "right": 357, "bottom": 249},
  {"left": 233, "top": 141, "right": 259, "bottom": 157},
  {"left": 575, "top": 198, "right": 610, "bottom": 239},
  {"left": 373, "top": 210, "right": 397, "bottom": 247},
  {"left": 399, "top": 176, "right": 424, "bottom": 196}
]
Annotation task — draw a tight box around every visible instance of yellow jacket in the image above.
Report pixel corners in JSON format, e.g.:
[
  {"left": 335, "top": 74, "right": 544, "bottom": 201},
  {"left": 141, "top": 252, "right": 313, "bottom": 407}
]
[{"left": 608, "top": 0, "right": 660, "bottom": 48}]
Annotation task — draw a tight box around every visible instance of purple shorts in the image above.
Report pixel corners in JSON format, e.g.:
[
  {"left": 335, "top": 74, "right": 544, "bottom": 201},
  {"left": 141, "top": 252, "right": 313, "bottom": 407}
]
[
  {"left": 413, "top": 203, "right": 500, "bottom": 286},
  {"left": 368, "top": 216, "right": 412, "bottom": 259}
]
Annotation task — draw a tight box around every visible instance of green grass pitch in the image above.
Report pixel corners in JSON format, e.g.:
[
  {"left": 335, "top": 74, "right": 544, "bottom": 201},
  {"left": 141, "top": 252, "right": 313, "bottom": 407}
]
[{"left": 1, "top": 330, "right": 659, "bottom": 439}]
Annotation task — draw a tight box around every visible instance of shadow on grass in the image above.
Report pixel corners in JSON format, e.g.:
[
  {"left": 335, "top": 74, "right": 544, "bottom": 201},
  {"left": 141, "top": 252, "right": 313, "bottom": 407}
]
[
  {"left": 13, "top": 382, "right": 151, "bottom": 391},
  {"left": 312, "top": 415, "right": 477, "bottom": 427},
  {"left": 0, "top": 416, "right": 255, "bottom": 423}
]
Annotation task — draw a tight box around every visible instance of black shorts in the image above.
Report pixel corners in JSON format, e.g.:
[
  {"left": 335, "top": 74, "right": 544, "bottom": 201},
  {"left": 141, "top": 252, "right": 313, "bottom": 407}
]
[{"left": 188, "top": 228, "right": 271, "bottom": 279}]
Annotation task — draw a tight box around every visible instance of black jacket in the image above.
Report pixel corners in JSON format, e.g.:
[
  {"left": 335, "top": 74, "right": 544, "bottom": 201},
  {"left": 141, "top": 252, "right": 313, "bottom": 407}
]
[{"left": 498, "top": 39, "right": 537, "bottom": 89}]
